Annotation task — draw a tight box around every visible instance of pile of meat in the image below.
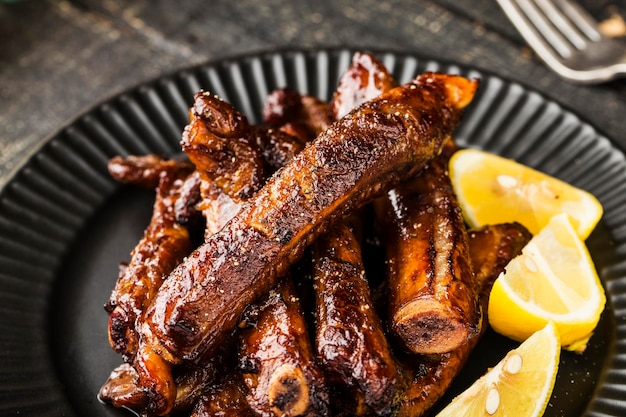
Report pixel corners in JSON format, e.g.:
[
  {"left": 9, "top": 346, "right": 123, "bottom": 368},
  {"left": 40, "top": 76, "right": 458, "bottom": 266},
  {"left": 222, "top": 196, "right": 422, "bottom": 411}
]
[{"left": 99, "top": 52, "right": 532, "bottom": 417}]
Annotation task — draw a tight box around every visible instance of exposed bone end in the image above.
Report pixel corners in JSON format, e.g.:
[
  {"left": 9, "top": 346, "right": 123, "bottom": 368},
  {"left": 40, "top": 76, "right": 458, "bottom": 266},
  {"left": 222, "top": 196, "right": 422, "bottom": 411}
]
[
  {"left": 393, "top": 299, "right": 472, "bottom": 354},
  {"left": 99, "top": 363, "right": 148, "bottom": 411},
  {"left": 268, "top": 364, "right": 310, "bottom": 417}
]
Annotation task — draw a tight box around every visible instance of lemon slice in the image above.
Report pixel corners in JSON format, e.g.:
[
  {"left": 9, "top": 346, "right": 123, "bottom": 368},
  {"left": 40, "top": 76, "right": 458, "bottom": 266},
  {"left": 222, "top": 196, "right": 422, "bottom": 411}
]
[
  {"left": 436, "top": 322, "right": 560, "bottom": 417},
  {"left": 449, "top": 149, "right": 603, "bottom": 239},
  {"left": 488, "top": 213, "right": 606, "bottom": 352}
]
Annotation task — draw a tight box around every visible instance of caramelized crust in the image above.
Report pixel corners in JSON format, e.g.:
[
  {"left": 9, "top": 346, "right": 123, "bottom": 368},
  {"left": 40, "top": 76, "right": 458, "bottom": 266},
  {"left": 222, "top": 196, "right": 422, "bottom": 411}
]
[
  {"left": 396, "top": 222, "right": 532, "bottom": 416},
  {"left": 313, "top": 223, "right": 400, "bottom": 416},
  {"left": 181, "top": 91, "right": 265, "bottom": 201},
  {"left": 99, "top": 363, "right": 148, "bottom": 411},
  {"left": 107, "top": 154, "right": 194, "bottom": 189},
  {"left": 468, "top": 222, "right": 533, "bottom": 305},
  {"left": 262, "top": 87, "right": 331, "bottom": 142},
  {"left": 328, "top": 51, "right": 398, "bottom": 121},
  {"left": 239, "top": 279, "right": 330, "bottom": 417},
  {"left": 190, "top": 372, "right": 254, "bottom": 417},
  {"left": 253, "top": 125, "right": 307, "bottom": 174},
  {"left": 134, "top": 72, "right": 477, "bottom": 415},
  {"left": 374, "top": 152, "right": 481, "bottom": 355},
  {"left": 106, "top": 166, "right": 195, "bottom": 360}
]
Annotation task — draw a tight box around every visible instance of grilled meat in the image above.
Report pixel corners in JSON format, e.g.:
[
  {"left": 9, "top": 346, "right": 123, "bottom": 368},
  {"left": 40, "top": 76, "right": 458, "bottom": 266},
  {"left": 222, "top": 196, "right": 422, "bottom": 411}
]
[
  {"left": 99, "top": 363, "right": 149, "bottom": 411},
  {"left": 107, "top": 154, "right": 194, "bottom": 189},
  {"left": 181, "top": 91, "right": 265, "bottom": 202},
  {"left": 135, "top": 72, "right": 477, "bottom": 415},
  {"left": 262, "top": 87, "right": 331, "bottom": 142},
  {"left": 239, "top": 278, "right": 330, "bottom": 417},
  {"left": 374, "top": 151, "right": 481, "bottom": 355},
  {"left": 105, "top": 166, "right": 195, "bottom": 360},
  {"left": 396, "top": 222, "right": 532, "bottom": 416},
  {"left": 190, "top": 371, "right": 254, "bottom": 417},
  {"left": 468, "top": 222, "right": 533, "bottom": 306},
  {"left": 253, "top": 125, "right": 307, "bottom": 174},
  {"left": 328, "top": 51, "right": 398, "bottom": 121},
  {"left": 313, "top": 222, "right": 401, "bottom": 416}
]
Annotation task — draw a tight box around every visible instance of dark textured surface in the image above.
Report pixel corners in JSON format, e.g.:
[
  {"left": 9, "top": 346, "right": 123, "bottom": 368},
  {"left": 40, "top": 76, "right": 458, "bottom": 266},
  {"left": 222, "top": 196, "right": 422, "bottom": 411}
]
[{"left": 1, "top": 0, "right": 625, "bottom": 186}]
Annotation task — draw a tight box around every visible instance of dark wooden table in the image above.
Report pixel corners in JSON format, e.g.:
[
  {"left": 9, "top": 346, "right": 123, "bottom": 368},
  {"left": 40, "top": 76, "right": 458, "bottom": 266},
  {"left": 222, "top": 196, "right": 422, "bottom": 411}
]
[{"left": 1, "top": 0, "right": 625, "bottom": 187}]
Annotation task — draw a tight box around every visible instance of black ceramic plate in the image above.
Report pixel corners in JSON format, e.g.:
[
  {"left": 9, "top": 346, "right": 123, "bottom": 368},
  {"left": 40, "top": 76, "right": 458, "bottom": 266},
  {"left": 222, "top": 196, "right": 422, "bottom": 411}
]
[{"left": 1, "top": 49, "right": 625, "bottom": 417}]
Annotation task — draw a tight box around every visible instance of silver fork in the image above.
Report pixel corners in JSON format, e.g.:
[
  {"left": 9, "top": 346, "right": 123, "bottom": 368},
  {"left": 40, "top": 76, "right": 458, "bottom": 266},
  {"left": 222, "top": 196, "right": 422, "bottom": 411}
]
[{"left": 496, "top": 0, "right": 626, "bottom": 84}]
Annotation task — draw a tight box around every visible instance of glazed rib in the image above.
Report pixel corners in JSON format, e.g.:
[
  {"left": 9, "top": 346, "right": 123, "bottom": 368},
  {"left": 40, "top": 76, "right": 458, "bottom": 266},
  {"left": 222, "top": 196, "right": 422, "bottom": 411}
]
[
  {"left": 190, "top": 372, "right": 254, "bottom": 417},
  {"left": 468, "top": 222, "right": 533, "bottom": 305},
  {"left": 312, "top": 222, "right": 400, "bottom": 416},
  {"left": 100, "top": 343, "right": 237, "bottom": 416},
  {"left": 137, "top": 73, "right": 477, "bottom": 415},
  {"left": 181, "top": 91, "right": 265, "bottom": 202},
  {"left": 374, "top": 151, "right": 481, "bottom": 354},
  {"left": 169, "top": 343, "right": 237, "bottom": 415},
  {"left": 396, "top": 221, "right": 532, "bottom": 416},
  {"left": 239, "top": 278, "right": 330, "bottom": 417},
  {"left": 328, "top": 51, "right": 398, "bottom": 121},
  {"left": 262, "top": 87, "right": 331, "bottom": 142},
  {"left": 107, "top": 154, "right": 194, "bottom": 189},
  {"left": 106, "top": 166, "right": 195, "bottom": 360},
  {"left": 99, "top": 363, "right": 148, "bottom": 411},
  {"left": 253, "top": 125, "right": 307, "bottom": 174}
]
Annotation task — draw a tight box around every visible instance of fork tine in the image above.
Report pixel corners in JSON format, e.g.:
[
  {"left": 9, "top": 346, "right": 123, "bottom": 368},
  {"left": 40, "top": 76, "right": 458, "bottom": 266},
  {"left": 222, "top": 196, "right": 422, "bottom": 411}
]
[
  {"left": 535, "top": 0, "right": 587, "bottom": 50},
  {"left": 511, "top": 0, "right": 573, "bottom": 58},
  {"left": 555, "top": 0, "right": 603, "bottom": 41},
  {"left": 499, "top": 0, "right": 626, "bottom": 83}
]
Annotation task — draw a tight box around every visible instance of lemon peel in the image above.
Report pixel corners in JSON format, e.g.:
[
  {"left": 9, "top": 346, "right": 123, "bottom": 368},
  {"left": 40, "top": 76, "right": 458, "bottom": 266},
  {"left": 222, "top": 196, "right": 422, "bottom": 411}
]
[
  {"left": 449, "top": 149, "right": 603, "bottom": 239},
  {"left": 488, "top": 213, "right": 605, "bottom": 352},
  {"left": 436, "top": 322, "right": 560, "bottom": 417}
]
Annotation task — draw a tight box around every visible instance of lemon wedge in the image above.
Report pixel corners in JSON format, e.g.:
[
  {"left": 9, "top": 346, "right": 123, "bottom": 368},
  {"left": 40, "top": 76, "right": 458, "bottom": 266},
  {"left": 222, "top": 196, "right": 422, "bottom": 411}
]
[
  {"left": 436, "top": 322, "right": 560, "bottom": 417},
  {"left": 449, "top": 149, "right": 603, "bottom": 239},
  {"left": 488, "top": 213, "right": 606, "bottom": 352}
]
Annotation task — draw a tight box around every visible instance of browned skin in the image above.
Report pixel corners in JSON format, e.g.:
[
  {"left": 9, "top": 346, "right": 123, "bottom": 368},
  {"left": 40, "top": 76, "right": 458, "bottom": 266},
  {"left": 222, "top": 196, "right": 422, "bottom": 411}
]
[
  {"left": 103, "top": 103, "right": 311, "bottom": 415},
  {"left": 103, "top": 214, "right": 529, "bottom": 417},
  {"left": 196, "top": 179, "right": 241, "bottom": 236},
  {"left": 136, "top": 73, "right": 477, "bottom": 415},
  {"left": 190, "top": 372, "right": 254, "bottom": 417},
  {"left": 181, "top": 91, "right": 265, "bottom": 201},
  {"left": 396, "top": 222, "right": 532, "bottom": 417},
  {"left": 262, "top": 87, "right": 331, "bottom": 142},
  {"left": 107, "top": 154, "right": 203, "bottom": 233},
  {"left": 468, "top": 222, "right": 533, "bottom": 304},
  {"left": 239, "top": 278, "right": 330, "bottom": 417},
  {"left": 100, "top": 353, "right": 234, "bottom": 416},
  {"left": 199, "top": 125, "right": 308, "bottom": 236},
  {"left": 328, "top": 51, "right": 399, "bottom": 121},
  {"left": 253, "top": 125, "right": 307, "bottom": 174},
  {"left": 107, "top": 154, "right": 195, "bottom": 189},
  {"left": 168, "top": 340, "right": 239, "bottom": 414},
  {"left": 103, "top": 94, "right": 267, "bottom": 412},
  {"left": 182, "top": 92, "right": 268, "bottom": 237},
  {"left": 375, "top": 152, "right": 481, "bottom": 355},
  {"left": 105, "top": 166, "right": 195, "bottom": 360},
  {"left": 99, "top": 363, "right": 149, "bottom": 411},
  {"left": 173, "top": 171, "right": 203, "bottom": 229},
  {"left": 100, "top": 346, "right": 233, "bottom": 416},
  {"left": 311, "top": 58, "right": 399, "bottom": 416},
  {"left": 312, "top": 222, "right": 400, "bottom": 416}
]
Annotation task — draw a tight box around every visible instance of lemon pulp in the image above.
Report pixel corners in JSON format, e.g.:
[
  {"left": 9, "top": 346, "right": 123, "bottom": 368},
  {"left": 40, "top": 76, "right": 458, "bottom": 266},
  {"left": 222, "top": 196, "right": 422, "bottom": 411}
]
[
  {"left": 488, "top": 213, "right": 606, "bottom": 352},
  {"left": 449, "top": 149, "right": 603, "bottom": 239},
  {"left": 436, "top": 322, "right": 560, "bottom": 417}
]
